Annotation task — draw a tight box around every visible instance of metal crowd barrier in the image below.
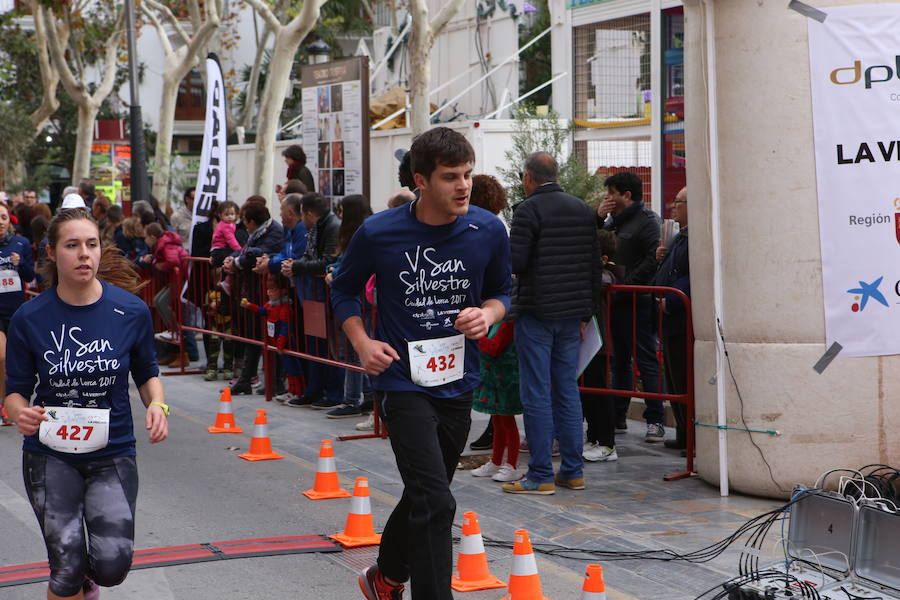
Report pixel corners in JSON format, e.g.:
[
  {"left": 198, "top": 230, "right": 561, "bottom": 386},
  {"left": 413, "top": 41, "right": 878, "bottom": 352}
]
[{"left": 578, "top": 284, "right": 695, "bottom": 481}]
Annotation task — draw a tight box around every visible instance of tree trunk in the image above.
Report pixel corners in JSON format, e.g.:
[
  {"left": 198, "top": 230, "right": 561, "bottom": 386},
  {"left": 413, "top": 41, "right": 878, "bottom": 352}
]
[
  {"left": 253, "top": 30, "right": 296, "bottom": 198},
  {"left": 408, "top": 27, "right": 432, "bottom": 136},
  {"left": 151, "top": 74, "right": 180, "bottom": 203},
  {"left": 239, "top": 27, "right": 271, "bottom": 131},
  {"left": 72, "top": 102, "right": 99, "bottom": 183}
]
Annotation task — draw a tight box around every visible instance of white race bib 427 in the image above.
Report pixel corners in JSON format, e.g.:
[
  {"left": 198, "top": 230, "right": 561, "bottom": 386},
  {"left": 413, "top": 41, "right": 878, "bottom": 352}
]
[
  {"left": 407, "top": 334, "right": 465, "bottom": 387},
  {"left": 39, "top": 407, "right": 110, "bottom": 454}
]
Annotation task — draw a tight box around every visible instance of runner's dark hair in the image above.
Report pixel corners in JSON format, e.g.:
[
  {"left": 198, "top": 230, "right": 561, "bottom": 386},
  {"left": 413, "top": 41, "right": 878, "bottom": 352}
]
[
  {"left": 43, "top": 209, "right": 146, "bottom": 294},
  {"left": 409, "top": 127, "right": 475, "bottom": 180},
  {"left": 336, "top": 194, "right": 372, "bottom": 254}
]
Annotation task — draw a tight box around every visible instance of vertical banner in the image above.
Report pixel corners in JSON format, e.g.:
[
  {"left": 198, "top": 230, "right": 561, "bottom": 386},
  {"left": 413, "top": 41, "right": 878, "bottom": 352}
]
[
  {"left": 191, "top": 53, "right": 227, "bottom": 248},
  {"left": 808, "top": 5, "right": 900, "bottom": 357},
  {"left": 301, "top": 56, "right": 370, "bottom": 211}
]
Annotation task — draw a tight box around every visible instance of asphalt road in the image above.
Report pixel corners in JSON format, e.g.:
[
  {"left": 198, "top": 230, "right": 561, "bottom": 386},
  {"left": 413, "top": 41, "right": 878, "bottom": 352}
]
[{"left": 0, "top": 366, "right": 779, "bottom": 599}]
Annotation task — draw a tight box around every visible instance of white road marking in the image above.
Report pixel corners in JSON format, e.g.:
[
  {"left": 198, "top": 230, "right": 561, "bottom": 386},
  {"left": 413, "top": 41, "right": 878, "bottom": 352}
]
[{"left": 0, "top": 478, "right": 41, "bottom": 535}]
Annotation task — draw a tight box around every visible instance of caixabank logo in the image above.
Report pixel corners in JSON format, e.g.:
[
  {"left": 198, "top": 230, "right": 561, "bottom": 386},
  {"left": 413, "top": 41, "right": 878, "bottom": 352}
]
[{"left": 847, "top": 276, "right": 889, "bottom": 312}]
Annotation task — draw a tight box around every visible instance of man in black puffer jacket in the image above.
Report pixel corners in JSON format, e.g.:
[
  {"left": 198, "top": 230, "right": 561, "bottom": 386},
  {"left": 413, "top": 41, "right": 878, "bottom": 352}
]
[
  {"left": 599, "top": 172, "right": 663, "bottom": 443},
  {"left": 504, "top": 152, "right": 601, "bottom": 495}
]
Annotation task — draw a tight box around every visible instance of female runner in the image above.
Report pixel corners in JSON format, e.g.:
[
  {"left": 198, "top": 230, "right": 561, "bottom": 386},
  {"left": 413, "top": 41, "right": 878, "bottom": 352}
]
[{"left": 4, "top": 208, "right": 169, "bottom": 599}]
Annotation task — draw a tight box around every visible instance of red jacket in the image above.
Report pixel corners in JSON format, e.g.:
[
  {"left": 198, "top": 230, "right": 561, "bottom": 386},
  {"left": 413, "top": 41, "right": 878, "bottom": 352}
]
[
  {"left": 242, "top": 299, "right": 292, "bottom": 351},
  {"left": 153, "top": 231, "right": 188, "bottom": 272}
]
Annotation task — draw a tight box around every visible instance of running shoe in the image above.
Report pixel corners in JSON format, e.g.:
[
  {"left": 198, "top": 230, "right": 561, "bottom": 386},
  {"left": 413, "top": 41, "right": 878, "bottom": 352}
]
[
  {"left": 358, "top": 565, "right": 404, "bottom": 600},
  {"left": 326, "top": 404, "right": 362, "bottom": 419},
  {"left": 583, "top": 443, "right": 618, "bottom": 462},
  {"left": 645, "top": 423, "right": 665, "bottom": 443},
  {"left": 491, "top": 463, "right": 522, "bottom": 482},
  {"left": 310, "top": 397, "right": 342, "bottom": 410},
  {"left": 204, "top": 369, "right": 218, "bottom": 382},
  {"left": 273, "top": 392, "right": 294, "bottom": 404},
  {"left": 554, "top": 474, "right": 586, "bottom": 490},
  {"left": 502, "top": 479, "right": 555, "bottom": 495},
  {"left": 470, "top": 461, "right": 501, "bottom": 478},
  {"left": 154, "top": 331, "right": 176, "bottom": 342},
  {"left": 356, "top": 414, "right": 375, "bottom": 431}
]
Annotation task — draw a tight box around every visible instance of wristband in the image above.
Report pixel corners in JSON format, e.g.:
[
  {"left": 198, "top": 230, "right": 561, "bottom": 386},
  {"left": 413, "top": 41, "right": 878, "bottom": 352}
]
[{"left": 149, "top": 401, "right": 170, "bottom": 417}]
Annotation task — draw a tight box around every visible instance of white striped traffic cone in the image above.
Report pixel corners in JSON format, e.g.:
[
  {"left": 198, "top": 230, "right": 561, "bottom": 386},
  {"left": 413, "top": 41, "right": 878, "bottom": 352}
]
[
  {"left": 303, "top": 440, "right": 351, "bottom": 500},
  {"left": 500, "top": 529, "right": 550, "bottom": 600},
  {"left": 451, "top": 511, "right": 506, "bottom": 591},
  {"left": 238, "top": 409, "right": 283, "bottom": 461},
  {"left": 329, "top": 477, "right": 382, "bottom": 547},
  {"left": 208, "top": 388, "right": 243, "bottom": 433}
]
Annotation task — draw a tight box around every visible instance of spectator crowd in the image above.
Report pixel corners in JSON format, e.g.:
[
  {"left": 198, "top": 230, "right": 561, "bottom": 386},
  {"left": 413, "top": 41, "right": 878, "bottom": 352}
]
[{"left": 0, "top": 140, "right": 691, "bottom": 485}]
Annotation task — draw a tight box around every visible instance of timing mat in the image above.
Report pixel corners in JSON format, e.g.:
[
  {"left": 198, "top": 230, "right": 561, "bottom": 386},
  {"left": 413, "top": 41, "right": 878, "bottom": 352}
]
[{"left": 0, "top": 534, "right": 342, "bottom": 587}]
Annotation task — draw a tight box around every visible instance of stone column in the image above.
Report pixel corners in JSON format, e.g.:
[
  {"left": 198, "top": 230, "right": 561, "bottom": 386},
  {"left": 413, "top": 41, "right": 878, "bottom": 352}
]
[{"left": 683, "top": 0, "right": 900, "bottom": 498}]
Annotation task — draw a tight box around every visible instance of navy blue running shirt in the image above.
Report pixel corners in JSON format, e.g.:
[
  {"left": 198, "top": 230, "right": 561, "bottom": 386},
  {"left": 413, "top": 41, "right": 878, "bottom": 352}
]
[
  {"left": 331, "top": 201, "right": 511, "bottom": 398},
  {"left": 5, "top": 281, "right": 159, "bottom": 460}
]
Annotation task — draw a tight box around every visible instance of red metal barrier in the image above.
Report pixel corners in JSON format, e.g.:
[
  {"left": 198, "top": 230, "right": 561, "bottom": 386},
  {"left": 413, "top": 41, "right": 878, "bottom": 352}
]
[{"left": 579, "top": 284, "right": 694, "bottom": 481}]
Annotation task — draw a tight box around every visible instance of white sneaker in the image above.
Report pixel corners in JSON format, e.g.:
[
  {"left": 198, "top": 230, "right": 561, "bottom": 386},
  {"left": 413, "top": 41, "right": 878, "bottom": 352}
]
[
  {"left": 273, "top": 392, "right": 294, "bottom": 404},
  {"left": 355, "top": 414, "right": 374, "bottom": 431},
  {"left": 471, "top": 461, "right": 501, "bottom": 477},
  {"left": 491, "top": 463, "right": 522, "bottom": 482},
  {"left": 154, "top": 330, "right": 176, "bottom": 342},
  {"left": 583, "top": 443, "right": 618, "bottom": 462}
]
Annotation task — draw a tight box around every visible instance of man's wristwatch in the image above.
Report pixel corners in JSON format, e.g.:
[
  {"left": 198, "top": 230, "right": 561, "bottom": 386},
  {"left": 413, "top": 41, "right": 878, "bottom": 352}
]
[{"left": 149, "top": 401, "right": 170, "bottom": 417}]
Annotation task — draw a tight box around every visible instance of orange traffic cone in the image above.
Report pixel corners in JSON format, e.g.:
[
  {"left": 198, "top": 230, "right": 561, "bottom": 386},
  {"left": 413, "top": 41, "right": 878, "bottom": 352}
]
[
  {"left": 500, "top": 530, "right": 550, "bottom": 600},
  {"left": 451, "top": 511, "right": 507, "bottom": 592},
  {"left": 208, "top": 388, "right": 244, "bottom": 434},
  {"left": 238, "top": 409, "right": 284, "bottom": 461},
  {"left": 581, "top": 564, "right": 607, "bottom": 599},
  {"left": 303, "top": 440, "right": 352, "bottom": 500},
  {"left": 329, "top": 477, "right": 382, "bottom": 548}
]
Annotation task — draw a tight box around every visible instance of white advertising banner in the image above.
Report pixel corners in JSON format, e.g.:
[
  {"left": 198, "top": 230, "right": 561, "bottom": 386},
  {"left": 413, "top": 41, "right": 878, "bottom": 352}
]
[
  {"left": 808, "top": 5, "right": 900, "bottom": 357},
  {"left": 191, "top": 53, "right": 227, "bottom": 247}
]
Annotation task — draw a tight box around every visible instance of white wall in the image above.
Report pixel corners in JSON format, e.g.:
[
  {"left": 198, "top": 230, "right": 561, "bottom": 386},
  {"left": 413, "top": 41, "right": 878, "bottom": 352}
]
[
  {"left": 371, "top": 0, "right": 520, "bottom": 122},
  {"left": 227, "top": 121, "right": 526, "bottom": 215}
]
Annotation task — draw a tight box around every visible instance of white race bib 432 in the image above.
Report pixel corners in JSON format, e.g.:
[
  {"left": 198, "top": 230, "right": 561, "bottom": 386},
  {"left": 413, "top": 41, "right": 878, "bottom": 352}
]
[
  {"left": 407, "top": 334, "right": 465, "bottom": 387},
  {"left": 39, "top": 407, "right": 110, "bottom": 454},
  {"left": 0, "top": 269, "right": 21, "bottom": 294}
]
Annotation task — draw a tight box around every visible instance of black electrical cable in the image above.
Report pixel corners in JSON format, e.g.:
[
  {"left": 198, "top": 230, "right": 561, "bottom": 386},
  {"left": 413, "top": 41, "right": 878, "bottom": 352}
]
[{"left": 718, "top": 318, "right": 788, "bottom": 494}]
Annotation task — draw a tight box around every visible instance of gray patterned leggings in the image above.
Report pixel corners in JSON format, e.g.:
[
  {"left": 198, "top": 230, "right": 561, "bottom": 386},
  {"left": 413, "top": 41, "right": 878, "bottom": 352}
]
[{"left": 23, "top": 452, "right": 138, "bottom": 597}]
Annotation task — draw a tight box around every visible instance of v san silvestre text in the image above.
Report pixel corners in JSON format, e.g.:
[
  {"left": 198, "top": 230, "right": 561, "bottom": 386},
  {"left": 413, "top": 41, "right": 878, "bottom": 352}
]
[{"left": 43, "top": 349, "right": 120, "bottom": 376}]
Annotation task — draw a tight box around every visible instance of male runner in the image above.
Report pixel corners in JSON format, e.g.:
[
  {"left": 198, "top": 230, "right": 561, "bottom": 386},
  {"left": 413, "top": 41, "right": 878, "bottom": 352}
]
[{"left": 331, "top": 126, "right": 511, "bottom": 599}]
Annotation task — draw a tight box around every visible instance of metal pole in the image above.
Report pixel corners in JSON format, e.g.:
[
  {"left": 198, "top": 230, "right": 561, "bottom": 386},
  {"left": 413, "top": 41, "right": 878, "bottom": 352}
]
[
  {"left": 704, "top": 0, "right": 729, "bottom": 498},
  {"left": 482, "top": 72, "right": 568, "bottom": 120},
  {"left": 125, "top": 0, "right": 148, "bottom": 204}
]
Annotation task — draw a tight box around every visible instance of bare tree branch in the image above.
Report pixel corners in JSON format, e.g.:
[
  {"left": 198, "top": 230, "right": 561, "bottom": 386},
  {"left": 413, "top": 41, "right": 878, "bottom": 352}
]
[
  {"left": 244, "top": 0, "right": 282, "bottom": 32},
  {"left": 44, "top": 6, "right": 87, "bottom": 103},
  {"left": 140, "top": 3, "right": 174, "bottom": 57},
  {"left": 430, "top": 0, "right": 466, "bottom": 37},
  {"left": 239, "top": 24, "right": 271, "bottom": 129},
  {"left": 26, "top": 0, "right": 60, "bottom": 132},
  {"left": 144, "top": 0, "right": 192, "bottom": 47},
  {"left": 91, "top": 8, "right": 125, "bottom": 104}
]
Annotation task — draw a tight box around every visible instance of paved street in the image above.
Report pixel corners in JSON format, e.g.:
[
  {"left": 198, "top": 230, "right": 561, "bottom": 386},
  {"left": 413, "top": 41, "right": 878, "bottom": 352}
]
[{"left": 0, "top": 364, "right": 782, "bottom": 599}]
